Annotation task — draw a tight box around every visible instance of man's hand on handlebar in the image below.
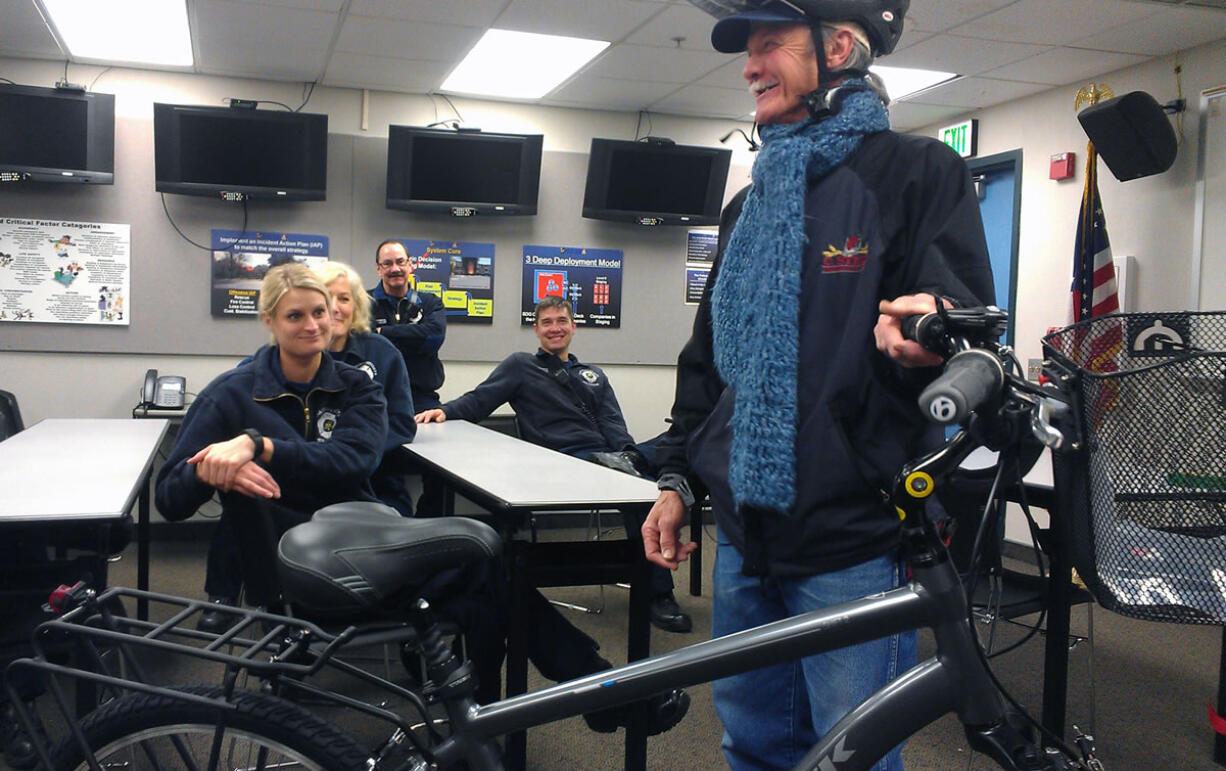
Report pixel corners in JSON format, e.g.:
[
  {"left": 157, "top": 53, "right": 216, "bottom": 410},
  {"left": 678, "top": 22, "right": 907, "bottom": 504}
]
[
  {"left": 642, "top": 491, "right": 698, "bottom": 570},
  {"left": 875, "top": 294, "right": 952, "bottom": 368}
]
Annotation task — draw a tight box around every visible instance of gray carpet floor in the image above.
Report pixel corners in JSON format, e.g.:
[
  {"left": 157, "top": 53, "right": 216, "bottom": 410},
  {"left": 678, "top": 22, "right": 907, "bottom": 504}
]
[{"left": 7, "top": 522, "right": 1226, "bottom": 770}]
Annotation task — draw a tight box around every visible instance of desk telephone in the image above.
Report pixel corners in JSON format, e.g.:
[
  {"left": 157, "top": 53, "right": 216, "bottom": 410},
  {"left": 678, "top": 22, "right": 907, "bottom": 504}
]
[{"left": 141, "top": 369, "right": 186, "bottom": 410}]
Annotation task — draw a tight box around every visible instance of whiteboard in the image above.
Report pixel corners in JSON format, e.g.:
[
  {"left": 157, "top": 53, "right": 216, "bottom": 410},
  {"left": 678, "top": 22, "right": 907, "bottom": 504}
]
[{"left": 1193, "top": 85, "right": 1226, "bottom": 310}]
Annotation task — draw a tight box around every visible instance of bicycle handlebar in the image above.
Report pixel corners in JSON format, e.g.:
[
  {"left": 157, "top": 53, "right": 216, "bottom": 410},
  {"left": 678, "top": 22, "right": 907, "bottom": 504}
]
[{"left": 918, "top": 348, "right": 1005, "bottom": 424}]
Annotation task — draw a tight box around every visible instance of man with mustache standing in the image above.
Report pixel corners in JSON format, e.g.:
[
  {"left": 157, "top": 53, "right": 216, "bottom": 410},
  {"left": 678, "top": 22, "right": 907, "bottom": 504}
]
[{"left": 369, "top": 239, "right": 447, "bottom": 412}]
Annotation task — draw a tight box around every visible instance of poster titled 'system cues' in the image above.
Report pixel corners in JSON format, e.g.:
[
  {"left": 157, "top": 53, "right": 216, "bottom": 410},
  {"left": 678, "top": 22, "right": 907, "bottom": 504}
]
[{"left": 521, "top": 245, "right": 622, "bottom": 328}]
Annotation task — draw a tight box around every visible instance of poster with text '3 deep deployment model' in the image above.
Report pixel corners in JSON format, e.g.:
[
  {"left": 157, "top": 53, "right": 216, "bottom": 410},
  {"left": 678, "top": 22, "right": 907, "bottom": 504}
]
[{"left": 520, "top": 245, "right": 622, "bottom": 328}]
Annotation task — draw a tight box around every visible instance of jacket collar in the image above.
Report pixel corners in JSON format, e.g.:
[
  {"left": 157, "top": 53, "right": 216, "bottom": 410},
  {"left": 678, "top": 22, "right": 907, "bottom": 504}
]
[
  {"left": 252, "top": 344, "right": 345, "bottom": 400},
  {"left": 535, "top": 348, "right": 580, "bottom": 367},
  {"left": 369, "top": 282, "right": 414, "bottom": 304}
]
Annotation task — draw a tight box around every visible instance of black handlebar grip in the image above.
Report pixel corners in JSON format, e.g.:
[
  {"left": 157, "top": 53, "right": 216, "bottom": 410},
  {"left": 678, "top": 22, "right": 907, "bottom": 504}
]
[
  {"left": 918, "top": 348, "right": 1004, "bottom": 424},
  {"left": 900, "top": 312, "right": 945, "bottom": 353}
]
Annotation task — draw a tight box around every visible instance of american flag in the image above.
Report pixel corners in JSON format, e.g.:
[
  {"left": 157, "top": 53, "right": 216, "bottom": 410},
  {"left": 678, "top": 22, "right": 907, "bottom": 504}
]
[{"left": 1067, "top": 144, "right": 1123, "bottom": 375}]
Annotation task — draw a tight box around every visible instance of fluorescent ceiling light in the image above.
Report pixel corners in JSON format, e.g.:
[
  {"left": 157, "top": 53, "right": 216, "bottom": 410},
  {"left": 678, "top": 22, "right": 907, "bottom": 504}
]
[
  {"left": 441, "top": 29, "right": 609, "bottom": 100},
  {"left": 42, "top": 0, "right": 193, "bottom": 67},
  {"left": 871, "top": 65, "right": 958, "bottom": 101}
]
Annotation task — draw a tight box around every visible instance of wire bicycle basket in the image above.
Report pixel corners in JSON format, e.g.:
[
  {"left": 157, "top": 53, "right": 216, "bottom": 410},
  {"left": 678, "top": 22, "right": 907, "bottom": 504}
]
[{"left": 1044, "top": 311, "right": 1226, "bottom": 625}]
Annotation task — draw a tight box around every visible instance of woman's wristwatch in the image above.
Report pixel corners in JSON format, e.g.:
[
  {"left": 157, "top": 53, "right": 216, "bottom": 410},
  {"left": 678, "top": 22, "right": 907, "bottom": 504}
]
[{"left": 243, "top": 428, "right": 266, "bottom": 459}]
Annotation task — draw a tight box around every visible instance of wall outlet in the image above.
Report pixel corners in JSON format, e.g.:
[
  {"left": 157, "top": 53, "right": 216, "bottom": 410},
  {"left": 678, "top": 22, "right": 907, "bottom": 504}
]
[{"left": 1027, "top": 358, "right": 1043, "bottom": 381}]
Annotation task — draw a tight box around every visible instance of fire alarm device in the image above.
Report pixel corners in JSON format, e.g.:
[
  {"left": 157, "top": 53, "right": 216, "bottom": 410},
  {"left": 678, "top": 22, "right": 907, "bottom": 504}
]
[{"left": 1050, "top": 152, "right": 1075, "bottom": 180}]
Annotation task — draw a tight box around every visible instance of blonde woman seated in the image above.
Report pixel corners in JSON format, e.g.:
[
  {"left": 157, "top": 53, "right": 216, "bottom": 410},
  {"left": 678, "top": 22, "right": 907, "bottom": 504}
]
[{"left": 155, "top": 263, "right": 387, "bottom": 607}]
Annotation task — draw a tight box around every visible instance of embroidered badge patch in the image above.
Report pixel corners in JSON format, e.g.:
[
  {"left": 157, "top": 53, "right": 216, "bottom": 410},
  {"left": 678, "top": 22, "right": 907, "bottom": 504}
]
[
  {"left": 317, "top": 410, "right": 339, "bottom": 439},
  {"left": 821, "top": 236, "right": 870, "bottom": 274},
  {"left": 579, "top": 368, "right": 600, "bottom": 385}
]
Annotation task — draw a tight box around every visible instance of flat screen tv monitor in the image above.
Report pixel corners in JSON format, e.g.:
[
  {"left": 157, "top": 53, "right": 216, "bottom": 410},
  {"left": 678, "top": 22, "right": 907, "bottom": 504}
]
[
  {"left": 0, "top": 84, "right": 114, "bottom": 184},
  {"left": 153, "top": 103, "right": 328, "bottom": 200},
  {"left": 385, "top": 126, "right": 542, "bottom": 216},
  {"left": 582, "top": 138, "right": 731, "bottom": 226}
]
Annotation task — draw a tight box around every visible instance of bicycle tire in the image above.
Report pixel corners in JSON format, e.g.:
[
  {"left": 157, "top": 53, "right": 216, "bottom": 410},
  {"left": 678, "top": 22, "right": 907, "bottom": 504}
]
[{"left": 50, "top": 684, "right": 372, "bottom": 771}]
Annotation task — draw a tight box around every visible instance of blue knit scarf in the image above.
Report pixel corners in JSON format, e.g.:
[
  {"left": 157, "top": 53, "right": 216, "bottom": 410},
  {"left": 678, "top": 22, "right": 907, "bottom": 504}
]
[{"left": 711, "top": 84, "right": 889, "bottom": 513}]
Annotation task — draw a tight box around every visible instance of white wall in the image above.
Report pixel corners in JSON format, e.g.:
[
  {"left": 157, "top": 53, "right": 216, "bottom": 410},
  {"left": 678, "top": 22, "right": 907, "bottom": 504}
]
[
  {"left": 917, "top": 37, "right": 1226, "bottom": 372},
  {"left": 0, "top": 56, "right": 741, "bottom": 436},
  {"left": 5, "top": 39, "right": 1225, "bottom": 437}
]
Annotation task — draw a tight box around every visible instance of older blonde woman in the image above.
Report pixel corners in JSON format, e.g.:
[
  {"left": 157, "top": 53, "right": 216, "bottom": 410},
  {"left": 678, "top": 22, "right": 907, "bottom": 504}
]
[{"left": 317, "top": 260, "right": 416, "bottom": 516}]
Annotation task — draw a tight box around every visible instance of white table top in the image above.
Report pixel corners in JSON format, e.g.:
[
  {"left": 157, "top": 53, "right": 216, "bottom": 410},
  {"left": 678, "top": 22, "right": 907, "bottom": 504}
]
[
  {"left": 406, "top": 420, "right": 659, "bottom": 509},
  {"left": 0, "top": 418, "right": 169, "bottom": 521}
]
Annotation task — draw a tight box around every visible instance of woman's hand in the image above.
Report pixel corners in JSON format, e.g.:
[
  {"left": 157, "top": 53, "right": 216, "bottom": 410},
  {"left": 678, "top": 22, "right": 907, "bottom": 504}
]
[
  {"left": 188, "top": 434, "right": 260, "bottom": 491},
  {"left": 229, "top": 461, "right": 281, "bottom": 499},
  {"left": 415, "top": 409, "right": 447, "bottom": 424}
]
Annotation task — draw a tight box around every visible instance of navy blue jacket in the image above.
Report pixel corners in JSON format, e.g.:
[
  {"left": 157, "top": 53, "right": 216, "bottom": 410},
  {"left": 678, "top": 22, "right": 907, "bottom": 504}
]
[
  {"left": 330, "top": 332, "right": 416, "bottom": 451},
  {"left": 369, "top": 283, "right": 446, "bottom": 410},
  {"left": 656, "top": 130, "right": 995, "bottom": 577},
  {"left": 155, "top": 345, "right": 387, "bottom": 523},
  {"left": 441, "top": 350, "right": 635, "bottom": 455}
]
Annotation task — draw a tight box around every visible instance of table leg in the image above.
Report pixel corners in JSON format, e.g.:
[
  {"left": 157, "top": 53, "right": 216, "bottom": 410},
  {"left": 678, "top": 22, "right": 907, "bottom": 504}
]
[
  {"left": 505, "top": 543, "right": 529, "bottom": 771},
  {"left": 137, "top": 473, "right": 150, "bottom": 621},
  {"left": 1216, "top": 628, "right": 1226, "bottom": 763},
  {"left": 625, "top": 550, "right": 651, "bottom": 771},
  {"left": 688, "top": 503, "right": 703, "bottom": 597}
]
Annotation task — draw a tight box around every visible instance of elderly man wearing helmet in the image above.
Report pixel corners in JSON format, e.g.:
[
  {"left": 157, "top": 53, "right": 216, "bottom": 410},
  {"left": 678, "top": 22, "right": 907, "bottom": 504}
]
[{"left": 642, "top": 1, "right": 995, "bottom": 768}]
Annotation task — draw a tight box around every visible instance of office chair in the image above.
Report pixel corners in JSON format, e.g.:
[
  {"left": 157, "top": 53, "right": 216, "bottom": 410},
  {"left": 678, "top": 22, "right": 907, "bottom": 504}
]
[{"left": 0, "top": 388, "right": 25, "bottom": 441}]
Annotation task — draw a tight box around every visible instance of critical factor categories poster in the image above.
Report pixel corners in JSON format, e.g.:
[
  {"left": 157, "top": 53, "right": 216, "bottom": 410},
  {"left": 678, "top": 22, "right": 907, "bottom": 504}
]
[
  {"left": 521, "top": 245, "right": 622, "bottom": 328},
  {"left": 211, "top": 230, "right": 328, "bottom": 317},
  {"left": 0, "top": 217, "right": 131, "bottom": 325},
  {"left": 396, "top": 239, "right": 494, "bottom": 324}
]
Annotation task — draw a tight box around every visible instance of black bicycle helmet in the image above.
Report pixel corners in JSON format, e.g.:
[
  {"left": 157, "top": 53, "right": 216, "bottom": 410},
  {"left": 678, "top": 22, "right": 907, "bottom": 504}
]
[{"left": 694, "top": 0, "right": 908, "bottom": 57}]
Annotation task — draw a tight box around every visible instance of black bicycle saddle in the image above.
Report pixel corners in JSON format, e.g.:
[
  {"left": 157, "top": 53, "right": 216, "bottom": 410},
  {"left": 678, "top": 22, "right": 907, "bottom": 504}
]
[{"left": 277, "top": 502, "right": 502, "bottom": 617}]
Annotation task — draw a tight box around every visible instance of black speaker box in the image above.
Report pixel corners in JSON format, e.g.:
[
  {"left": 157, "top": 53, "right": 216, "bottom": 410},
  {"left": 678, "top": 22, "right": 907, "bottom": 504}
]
[{"left": 1077, "top": 91, "right": 1177, "bottom": 182}]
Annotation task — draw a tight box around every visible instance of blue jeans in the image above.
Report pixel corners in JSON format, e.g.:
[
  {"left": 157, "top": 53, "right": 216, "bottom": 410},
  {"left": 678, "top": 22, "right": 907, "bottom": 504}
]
[{"left": 711, "top": 535, "right": 917, "bottom": 771}]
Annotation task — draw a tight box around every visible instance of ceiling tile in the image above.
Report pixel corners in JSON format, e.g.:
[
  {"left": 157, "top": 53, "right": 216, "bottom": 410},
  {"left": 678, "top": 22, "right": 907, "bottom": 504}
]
[
  {"left": 346, "top": 0, "right": 505, "bottom": 26},
  {"left": 649, "top": 84, "right": 754, "bottom": 119},
  {"left": 214, "top": 0, "right": 347, "bottom": 11},
  {"left": 1071, "top": 5, "right": 1226, "bottom": 55},
  {"left": 545, "top": 75, "right": 683, "bottom": 112},
  {"left": 888, "top": 101, "right": 973, "bottom": 133},
  {"left": 887, "top": 33, "right": 1053, "bottom": 77},
  {"left": 322, "top": 52, "right": 452, "bottom": 93},
  {"left": 497, "top": 0, "right": 664, "bottom": 41},
  {"left": 695, "top": 57, "right": 750, "bottom": 91},
  {"left": 905, "top": 0, "right": 1019, "bottom": 34},
  {"left": 622, "top": 2, "right": 721, "bottom": 50},
  {"left": 985, "top": 47, "right": 1150, "bottom": 86},
  {"left": 952, "top": 0, "right": 1158, "bottom": 46},
  {"left": 903, "top": 76, "right": 1050, "bottom": 108},
  {"left": 334, "top": 15, "right": 483, "bottom": 60},
  {"left": 584, "top": 43, "right": 732, "bottom": 83},
  {"left": 0, "top": 0, "right": 63, "bottom": 61}
]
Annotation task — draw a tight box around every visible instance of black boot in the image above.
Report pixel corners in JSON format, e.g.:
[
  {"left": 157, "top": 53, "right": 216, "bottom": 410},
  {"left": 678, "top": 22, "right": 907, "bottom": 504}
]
[
  {"left": 1, "top": 699, "right": 45, "bottom": 770},
  {"left": 579, "top": 656, "right": 690, "bottom": 735},
  {"left": 197, "top": 596, "right": 241, "bottom": 634}
]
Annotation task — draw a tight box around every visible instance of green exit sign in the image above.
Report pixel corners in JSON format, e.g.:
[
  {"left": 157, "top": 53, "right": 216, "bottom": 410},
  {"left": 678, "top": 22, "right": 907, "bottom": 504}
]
[{"left": 939, "top": 119, "right": 978, "bottom": 158}]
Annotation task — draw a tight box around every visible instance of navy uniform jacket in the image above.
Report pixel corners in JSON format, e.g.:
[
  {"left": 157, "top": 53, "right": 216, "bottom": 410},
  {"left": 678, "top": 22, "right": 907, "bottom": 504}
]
[
  {"left": 440, "top": 349, "right": 635, "bottom": 456},
  {"left": 369, "top": 283, "right": 446, "bottom": 410},
  {"left": 155, "top": 344, "right": 387, "bottom": 523},
  {"left": 655, "top": 130, "right": 995, "bottom": 577},
  {"left": 330, "top": 331, "right": 416, "bottom": 451}
]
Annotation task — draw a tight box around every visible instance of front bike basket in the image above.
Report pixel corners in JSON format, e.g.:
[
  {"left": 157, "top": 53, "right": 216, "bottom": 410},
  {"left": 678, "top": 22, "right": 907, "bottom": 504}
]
[{"left": 1044, "top": 311, "right": 1226, "bottom": 625}]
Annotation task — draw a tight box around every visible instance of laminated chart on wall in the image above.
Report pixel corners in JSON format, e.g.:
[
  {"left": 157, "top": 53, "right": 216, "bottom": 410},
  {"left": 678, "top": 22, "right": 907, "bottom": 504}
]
[
  {"left": 520, "top": 245, "right": 623, "bottom": 328},
  {"left": 0, "top": 217, "right": 131, "bottom": 325},
  {"left": 211, "top": 230, "right": 329, "bottom": 317},
  {"left": 395, "top": 239, "right": 494, "bottom": 324},
  {"left": 684, "top": 229, "right": 717, "bottom": 305}
]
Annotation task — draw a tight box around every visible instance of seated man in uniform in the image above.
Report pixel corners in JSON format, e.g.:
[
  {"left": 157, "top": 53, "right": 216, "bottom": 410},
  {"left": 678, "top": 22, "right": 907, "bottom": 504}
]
[{"left": 416, "top": 295, "right": 693, "bottom": 633}]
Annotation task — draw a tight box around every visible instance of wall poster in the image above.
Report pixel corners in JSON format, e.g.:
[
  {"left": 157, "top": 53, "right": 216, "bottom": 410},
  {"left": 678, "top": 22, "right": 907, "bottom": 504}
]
[
  {"left": 0, "top": 217, "right": 131, "bottom": 325},
  {"left": 211, "top": 230, "right": 329, "bottom": 317},
  {"left": 521, "top": 244, "right": 623, "bottom": 327},
  {"left": 394, "top": 239, "right": 494, "bottom": 324}
]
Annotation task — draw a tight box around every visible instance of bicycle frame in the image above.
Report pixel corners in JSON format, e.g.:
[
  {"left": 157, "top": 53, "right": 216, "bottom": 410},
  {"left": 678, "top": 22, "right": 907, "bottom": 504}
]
[{"left": 7, "top": 328, "right": 1081, "bottom": 771}]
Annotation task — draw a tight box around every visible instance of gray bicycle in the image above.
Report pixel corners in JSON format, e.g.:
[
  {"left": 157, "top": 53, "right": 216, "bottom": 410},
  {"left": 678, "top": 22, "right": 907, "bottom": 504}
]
[{"left": 6, "top": 306, "right": 1103, "bottom": 771}]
